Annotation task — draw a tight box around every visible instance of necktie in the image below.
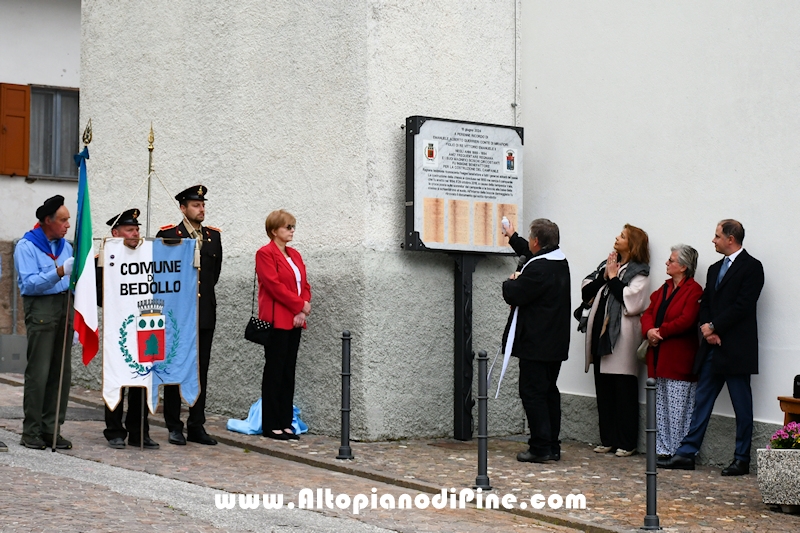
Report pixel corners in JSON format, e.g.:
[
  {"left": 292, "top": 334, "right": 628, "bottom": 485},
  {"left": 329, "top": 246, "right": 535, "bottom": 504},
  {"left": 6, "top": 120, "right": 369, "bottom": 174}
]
[{"left": 715, "top": 257, "right": 731, "bottom": 289}]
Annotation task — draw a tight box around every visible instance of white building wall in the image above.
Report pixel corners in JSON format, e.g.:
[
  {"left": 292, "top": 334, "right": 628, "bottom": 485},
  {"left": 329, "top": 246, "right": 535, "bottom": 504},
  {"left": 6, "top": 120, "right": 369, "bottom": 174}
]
[
  {"left": 0, "top": 0, "right": 81, "bottom": 242},
  {"left": 0, "top": 0, "right": 81, "bottom": 88},
  {"left": 80, "top": 0, "right": 524, "bottom": 439},
  {"left": 521, "top": 1, "right": 798, "bottom": 426}
]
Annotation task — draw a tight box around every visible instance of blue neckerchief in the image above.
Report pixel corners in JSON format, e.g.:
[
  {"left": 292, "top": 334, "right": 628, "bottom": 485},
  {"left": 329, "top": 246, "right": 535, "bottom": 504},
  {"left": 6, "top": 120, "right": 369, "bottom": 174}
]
[{"left": 22, "top": 226, "right": 65, "bottom": 260}]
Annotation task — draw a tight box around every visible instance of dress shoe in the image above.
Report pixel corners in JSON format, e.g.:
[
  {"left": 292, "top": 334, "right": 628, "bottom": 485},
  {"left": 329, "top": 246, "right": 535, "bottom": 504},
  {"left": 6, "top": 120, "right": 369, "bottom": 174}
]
[
  {"left": 129, "top": 436, "right": 160, "bottom": 449},
  {"left": 0, "top": 441, "right": 7, "bottom": 452},
  {"left": 42, "top": 434, "right": 72, "bottom": 450},
  {"left": 283, "top": 430, "right": 300, "bottom": 441},
  {"left": 20, "top": 435, "right": 46, "bottom": 450},
  {"left": 659, "top": 454, "right": 695, "bottom": 470},
  {"left": 721, "top": 459, "right": 750, "bottom": 476},
  {"left": 593, "top": 445, "right": 614, "bottom": 453},
  {"left": 168, "top": 430, "right": 187, "bottom": 445},
  {"left": 108, "top": 437, "right": 126, "bottom": 449},
  {"left": 516, "top": 450, "right": 555, "bottom": 463},
  {"left": 187, "top": 428, "right": 217, "bottom": 445},
  {"left": 551, "top": 450, "right": 561, "bottom": 461},
  {"left": 615, "top": 448, "right": 637, "bottom": 457},
  {"left": 656, "top": 455, "right": 672, "bottom": 468},
  {"left": 264, "top": 431, "right": 292, "bottom": 441}
]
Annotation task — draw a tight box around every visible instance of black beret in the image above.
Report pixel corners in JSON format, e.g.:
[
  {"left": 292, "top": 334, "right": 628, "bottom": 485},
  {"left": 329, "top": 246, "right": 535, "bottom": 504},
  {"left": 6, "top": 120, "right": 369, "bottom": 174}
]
[
  {"left": 175, "top": 185, "right": 207, "bottom": 203},
  {"left": 106, "top": 208, "right": 141, "bottom": 228},
  {"left": 35, "top": 195, "right": 65, "bottom": 221}
]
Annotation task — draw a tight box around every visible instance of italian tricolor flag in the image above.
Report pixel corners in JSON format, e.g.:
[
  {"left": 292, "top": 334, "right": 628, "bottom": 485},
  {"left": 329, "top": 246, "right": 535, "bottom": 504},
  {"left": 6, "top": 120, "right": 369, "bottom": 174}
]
[{"left": 72, "top": 147, "right": 99, "bottom": 365}]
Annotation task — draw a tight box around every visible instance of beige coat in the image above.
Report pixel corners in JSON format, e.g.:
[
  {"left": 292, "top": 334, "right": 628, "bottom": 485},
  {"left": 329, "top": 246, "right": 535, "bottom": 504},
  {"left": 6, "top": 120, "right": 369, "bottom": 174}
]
[{"left": 583, "top": 263, "right": 650, "bottom": 376}]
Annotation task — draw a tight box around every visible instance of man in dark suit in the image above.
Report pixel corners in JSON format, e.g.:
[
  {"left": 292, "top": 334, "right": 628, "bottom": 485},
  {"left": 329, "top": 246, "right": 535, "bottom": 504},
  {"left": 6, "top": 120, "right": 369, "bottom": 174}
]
[
  {"left": 660, "top": 219, "right": 764, "bottom": 475},
  {"left": 501, "top": 219, "right": 571, "bottom": 463},
  {"left": 157, "top": 185, "right": 222, "bottom": 446}
]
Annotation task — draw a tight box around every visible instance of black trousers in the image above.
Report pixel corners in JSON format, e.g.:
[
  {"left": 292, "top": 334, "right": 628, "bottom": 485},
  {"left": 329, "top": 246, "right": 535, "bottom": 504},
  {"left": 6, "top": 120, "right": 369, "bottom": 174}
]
[
  {"left": 593, "top": 359, "right": 639, "bottom": 451},
  {"left": 164, "top": 327, "right": 214, "bottom": 434},
  {"left": 518, "top": 359, "right": 562, "bottom": 456},
  {"left": 104, "top": 387, "right": 150, "bottom": 443},
  {"left": 262, "top": 328, "right": 302, "bottom": 432}
]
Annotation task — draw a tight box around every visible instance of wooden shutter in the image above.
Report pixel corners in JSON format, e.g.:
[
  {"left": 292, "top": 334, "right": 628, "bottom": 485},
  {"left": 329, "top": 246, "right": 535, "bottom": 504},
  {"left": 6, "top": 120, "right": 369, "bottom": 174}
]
[{"left": 0, "top": 83, "right": 31, "bottom": 177}]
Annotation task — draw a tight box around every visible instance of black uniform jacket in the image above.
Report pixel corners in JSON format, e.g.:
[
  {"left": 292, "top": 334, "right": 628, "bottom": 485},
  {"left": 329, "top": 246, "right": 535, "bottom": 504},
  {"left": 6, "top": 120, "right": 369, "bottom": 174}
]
[
  {"left": 156, "top": 222, "right": 222, "bottom": 329},
  {"left": 501, "top": 233, "right": 571, "bottom": 362},
  {"left": 694, "top": 249, "right": 764, "bottom": 375}
]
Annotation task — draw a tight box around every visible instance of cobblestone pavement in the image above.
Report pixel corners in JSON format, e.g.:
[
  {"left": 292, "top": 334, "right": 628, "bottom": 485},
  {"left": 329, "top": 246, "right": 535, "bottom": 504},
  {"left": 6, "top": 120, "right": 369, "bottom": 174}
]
[
  {"left": 2, "top": 375, "right": 799, "bottom": 532},
  {"left": 0, "top": 428, "right": 400, "bottom": 533},
  {"left": 0, "top": 377, "right": 568, "bottom": 533}
]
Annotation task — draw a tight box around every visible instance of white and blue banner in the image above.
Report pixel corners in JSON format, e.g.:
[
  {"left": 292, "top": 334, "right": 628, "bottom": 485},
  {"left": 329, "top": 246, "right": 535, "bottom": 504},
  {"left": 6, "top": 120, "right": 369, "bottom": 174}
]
[{"left": 102, "top": 238, "right": 199, "bottom": 413}]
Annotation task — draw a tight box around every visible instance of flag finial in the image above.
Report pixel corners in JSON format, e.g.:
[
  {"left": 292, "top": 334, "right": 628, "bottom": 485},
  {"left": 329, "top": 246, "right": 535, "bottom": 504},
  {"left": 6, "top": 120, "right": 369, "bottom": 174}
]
[{"left": 82, "top": 118, "right": 92, "bottom": 146}]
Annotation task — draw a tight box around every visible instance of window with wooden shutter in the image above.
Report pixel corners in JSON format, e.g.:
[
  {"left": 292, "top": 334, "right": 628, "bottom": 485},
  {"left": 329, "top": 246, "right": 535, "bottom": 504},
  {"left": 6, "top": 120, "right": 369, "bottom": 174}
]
[
  {"left": 0, "top": 83, "right": 31, "bottom": 177},
  {"left": 29, "top": 87, "right": 80, "bottom": 179}
]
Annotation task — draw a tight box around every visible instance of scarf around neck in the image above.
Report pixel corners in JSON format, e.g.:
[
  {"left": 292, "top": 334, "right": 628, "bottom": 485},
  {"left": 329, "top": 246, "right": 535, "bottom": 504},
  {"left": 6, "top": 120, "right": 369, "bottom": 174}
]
[
  {"left": 23, "top": 225, "right": 65, "bottom": 260},
  {"left": 605, "top": 260, "right": 650, "bottom": 350}
]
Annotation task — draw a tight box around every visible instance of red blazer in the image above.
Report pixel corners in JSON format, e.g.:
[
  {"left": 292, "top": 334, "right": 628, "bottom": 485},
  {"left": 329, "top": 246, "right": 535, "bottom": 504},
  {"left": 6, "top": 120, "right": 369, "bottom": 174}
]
[
  {"left": 256, "top": 241, "right": 312, "bottom": 330},
  {"left": 640, "top": 277, "right": 703, "bottom": 381}
]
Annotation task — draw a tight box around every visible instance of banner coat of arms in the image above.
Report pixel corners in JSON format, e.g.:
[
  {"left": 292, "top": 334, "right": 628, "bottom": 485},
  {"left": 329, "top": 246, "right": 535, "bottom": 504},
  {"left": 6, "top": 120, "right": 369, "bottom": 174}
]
[{"left": 102, "top": 238, "right": 199, "bottom": 413}]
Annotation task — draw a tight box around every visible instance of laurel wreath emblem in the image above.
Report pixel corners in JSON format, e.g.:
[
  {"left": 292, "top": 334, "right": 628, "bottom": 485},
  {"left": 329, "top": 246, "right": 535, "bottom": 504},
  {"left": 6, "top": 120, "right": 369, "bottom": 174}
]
[{"left": 119, "top": 309, "right": 181, "bottom": 377}]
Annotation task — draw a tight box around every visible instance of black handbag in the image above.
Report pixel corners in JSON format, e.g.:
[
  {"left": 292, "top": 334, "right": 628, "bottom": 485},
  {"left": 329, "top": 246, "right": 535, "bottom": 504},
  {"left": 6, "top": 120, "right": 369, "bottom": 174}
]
[{"left": 244, "top": 272, "right": 273, "bottom": 345}]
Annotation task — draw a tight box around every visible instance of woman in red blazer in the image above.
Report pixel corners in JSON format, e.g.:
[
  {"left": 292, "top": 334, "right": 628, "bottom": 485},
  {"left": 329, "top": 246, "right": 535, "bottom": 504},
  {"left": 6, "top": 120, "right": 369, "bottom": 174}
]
[
  {"left": 256, "top": 209, "right": 312, "bottom": 440},
  {"left": 641, "top": 244, "right": 702, "bottom": 457}
]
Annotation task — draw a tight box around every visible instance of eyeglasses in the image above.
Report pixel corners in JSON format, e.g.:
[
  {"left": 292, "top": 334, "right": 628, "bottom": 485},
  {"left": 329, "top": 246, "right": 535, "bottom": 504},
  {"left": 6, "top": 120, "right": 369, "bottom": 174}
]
[
  {"left": 285, "top": 225, "right": 296, "bottom": 230},
  {"left": 667, "top": 258, "right": 679, "bottom": 264}
]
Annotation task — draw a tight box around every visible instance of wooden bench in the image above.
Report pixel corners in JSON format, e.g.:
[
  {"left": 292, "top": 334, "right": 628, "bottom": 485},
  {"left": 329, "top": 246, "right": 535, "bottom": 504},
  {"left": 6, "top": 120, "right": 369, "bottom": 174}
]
[{"left": 778, "top": 396, "right": 800, "bottom": 426}]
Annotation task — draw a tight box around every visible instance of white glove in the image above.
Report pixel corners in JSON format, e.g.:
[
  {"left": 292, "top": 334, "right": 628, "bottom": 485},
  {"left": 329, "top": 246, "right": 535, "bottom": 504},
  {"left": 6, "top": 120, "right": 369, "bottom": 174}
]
[{"left": 63, "top": 257, "right": 74, "bottom": 277}]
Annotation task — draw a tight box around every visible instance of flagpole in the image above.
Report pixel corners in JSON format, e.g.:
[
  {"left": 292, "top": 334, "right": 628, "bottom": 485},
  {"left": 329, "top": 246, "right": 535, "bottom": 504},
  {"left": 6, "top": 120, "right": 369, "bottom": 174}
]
[
  {"left": 141, "top": 124, "right": 156, "bottom": 450},
  {"left": 146, "top": 123, "right": 154, "bottom": 239},
  {"left": 51, "top": 119, "right": 93, "bottom": 452}
]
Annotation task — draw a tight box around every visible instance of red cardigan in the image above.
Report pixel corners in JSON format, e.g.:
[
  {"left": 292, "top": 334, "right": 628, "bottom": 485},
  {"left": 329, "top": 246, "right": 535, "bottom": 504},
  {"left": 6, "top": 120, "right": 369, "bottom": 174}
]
[
  {"left": 256, "top": 241, "right": 312, "bottom": 330},
  {"left": 640, "top": 277, "right": 703, "bottom": 381}
]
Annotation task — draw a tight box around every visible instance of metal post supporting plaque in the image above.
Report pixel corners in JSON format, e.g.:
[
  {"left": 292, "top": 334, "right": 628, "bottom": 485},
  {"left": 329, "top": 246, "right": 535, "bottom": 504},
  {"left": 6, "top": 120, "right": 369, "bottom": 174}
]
[{"left": 452, "top": 254, "right": 482, "bottom": 441}]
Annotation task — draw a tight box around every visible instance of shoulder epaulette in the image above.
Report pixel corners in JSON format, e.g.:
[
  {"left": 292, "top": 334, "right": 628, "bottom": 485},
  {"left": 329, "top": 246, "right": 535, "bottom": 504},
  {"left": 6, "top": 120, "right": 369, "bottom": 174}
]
[
  {"left": 160, "top": 224, "right": 176, "bottom": 231},
  {"left": 206, "top": 225, "right": 221, "bottom": 232}
]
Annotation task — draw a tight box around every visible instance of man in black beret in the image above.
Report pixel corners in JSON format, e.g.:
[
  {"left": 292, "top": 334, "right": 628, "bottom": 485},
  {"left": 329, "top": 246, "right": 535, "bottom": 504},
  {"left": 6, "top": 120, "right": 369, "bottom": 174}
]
[
  {"left": 157, "top": 185, "right": 222, "bottom": 446},
  {"left": 14, "top": 195, "right": 75, "bottom": 450},
  {"left": 96, "top": 209, "right": 159, "bottom": 449}
]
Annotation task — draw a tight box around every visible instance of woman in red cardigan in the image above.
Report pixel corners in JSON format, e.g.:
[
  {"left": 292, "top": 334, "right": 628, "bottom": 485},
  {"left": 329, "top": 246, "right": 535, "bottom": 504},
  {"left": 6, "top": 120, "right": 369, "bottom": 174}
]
[
  {"left": 641, "top": 244, "right": 702, "bottom": 458},
  {"left": 256, "top": 210, "right": 312, "bottom": 440}
]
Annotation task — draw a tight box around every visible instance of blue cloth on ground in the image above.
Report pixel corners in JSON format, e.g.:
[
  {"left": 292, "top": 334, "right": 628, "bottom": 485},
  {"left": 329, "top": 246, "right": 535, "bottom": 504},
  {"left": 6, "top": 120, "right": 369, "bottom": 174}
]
[{"left": 226, "top": 399, "right": 308, "bottom": 435}]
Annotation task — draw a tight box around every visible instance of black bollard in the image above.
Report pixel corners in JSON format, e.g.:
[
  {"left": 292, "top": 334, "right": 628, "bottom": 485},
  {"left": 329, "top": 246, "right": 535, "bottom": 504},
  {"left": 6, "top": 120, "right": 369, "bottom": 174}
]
[
  {"left": 642, "top": 377, "right": 660, "bottom": 530},
  {"left": 474, "top": 350, "right": 492, "bottom": 490},
  {"left": 336, "top": 331, "right": 354, "bottom": 460}
]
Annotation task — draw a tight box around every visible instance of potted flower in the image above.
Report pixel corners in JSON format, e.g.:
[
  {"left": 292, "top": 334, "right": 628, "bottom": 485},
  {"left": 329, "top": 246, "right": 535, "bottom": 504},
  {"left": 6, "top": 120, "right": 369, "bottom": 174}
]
[{"left": 758, "top": 421, "right": 800, "bottom": 513}]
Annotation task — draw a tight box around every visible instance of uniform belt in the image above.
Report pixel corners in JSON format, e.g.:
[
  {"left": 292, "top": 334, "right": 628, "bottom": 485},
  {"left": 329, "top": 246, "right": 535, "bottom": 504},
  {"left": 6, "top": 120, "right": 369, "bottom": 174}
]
[{"left": 24, "top": 291, "right": 68, "bottom": 297}]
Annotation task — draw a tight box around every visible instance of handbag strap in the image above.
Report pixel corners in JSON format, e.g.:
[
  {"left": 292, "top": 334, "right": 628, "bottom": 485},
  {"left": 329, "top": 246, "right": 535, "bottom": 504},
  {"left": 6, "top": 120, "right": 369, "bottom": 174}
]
[
  {"left": 251, "top": 271, "right": 258, "bottom": 317},
  {"left": 252, "top": 257, "right": 278, "bottom": 319}
]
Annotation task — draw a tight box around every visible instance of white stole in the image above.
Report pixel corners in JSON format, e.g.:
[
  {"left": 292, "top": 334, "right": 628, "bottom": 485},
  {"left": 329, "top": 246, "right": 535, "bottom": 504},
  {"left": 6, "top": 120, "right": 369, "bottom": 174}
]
[{"left": 490, "top": 248, "right": 566, "bottom": 398}]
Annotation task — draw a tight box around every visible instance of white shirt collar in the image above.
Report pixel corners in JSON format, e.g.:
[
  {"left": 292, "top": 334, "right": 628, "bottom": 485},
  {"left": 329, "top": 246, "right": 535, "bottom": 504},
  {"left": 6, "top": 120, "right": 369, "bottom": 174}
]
[{"left": 726, "top": 247, "right": 744, "bottom": 263}]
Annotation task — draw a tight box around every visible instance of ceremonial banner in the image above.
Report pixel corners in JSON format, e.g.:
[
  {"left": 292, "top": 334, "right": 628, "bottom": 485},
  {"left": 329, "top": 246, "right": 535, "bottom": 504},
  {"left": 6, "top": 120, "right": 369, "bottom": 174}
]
[{"left": 102, "top": 238, "right": 199, "bottom": 413}]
